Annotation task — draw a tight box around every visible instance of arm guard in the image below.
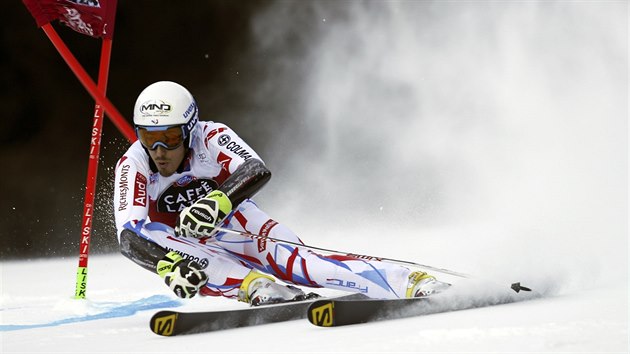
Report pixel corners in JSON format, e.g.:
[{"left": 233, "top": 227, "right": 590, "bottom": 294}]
[
  {"left": 119, "top": 229, "right": 168, "bottom": 274},
  {"left": 218, "top": 158, "right": 271, "bottom": 206}
]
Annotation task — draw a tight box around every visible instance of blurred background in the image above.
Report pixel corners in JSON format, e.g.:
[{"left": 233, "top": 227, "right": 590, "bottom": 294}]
[{"left": 1, "top": 0, "right": 626, "bottom": 294}]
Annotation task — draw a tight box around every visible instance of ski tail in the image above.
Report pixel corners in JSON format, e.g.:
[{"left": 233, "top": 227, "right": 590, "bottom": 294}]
[{"left": 151, "top": 311, "right": 179, "bottom": 336}]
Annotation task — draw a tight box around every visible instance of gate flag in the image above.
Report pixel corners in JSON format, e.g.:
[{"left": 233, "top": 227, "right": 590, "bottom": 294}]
[{"left": 22, "top": 0, "right": 117, "bottom": 39}]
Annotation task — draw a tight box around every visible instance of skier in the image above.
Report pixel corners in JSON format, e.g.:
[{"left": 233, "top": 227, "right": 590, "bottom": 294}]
[{"left": 113, "top": 81, "right": 449, "bottom": 305}]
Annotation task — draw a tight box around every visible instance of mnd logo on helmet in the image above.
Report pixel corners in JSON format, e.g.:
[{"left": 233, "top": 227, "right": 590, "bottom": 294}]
[{"left": 140, "top": 100, "right": 172, "bottom": 117}]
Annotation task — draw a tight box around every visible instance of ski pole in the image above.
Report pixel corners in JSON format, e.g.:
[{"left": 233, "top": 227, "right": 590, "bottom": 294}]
[{"left": 214, "top": 227, "right": 472, "bottom": 278}]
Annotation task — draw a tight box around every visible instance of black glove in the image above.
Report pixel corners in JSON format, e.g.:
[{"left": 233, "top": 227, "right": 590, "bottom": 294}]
[{"left": 156, "top": 251, "right": 208, "bottom": 299}]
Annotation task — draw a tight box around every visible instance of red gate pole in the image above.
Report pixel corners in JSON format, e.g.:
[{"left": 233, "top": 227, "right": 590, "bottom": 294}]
[
  {"left": 40, "top": 23, "right": 136, "bottom": 299},
  {"left": 73, "top": 37, "right": 113, "bottom": 299},
  {"left": 22, "top": 0, "right": 132, "bottom": 299}
]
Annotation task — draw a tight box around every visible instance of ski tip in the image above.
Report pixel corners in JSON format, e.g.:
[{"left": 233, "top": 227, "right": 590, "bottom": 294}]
[
  {"left": 307, "top": 300, "right": 335, "bottom": 327},
  {"left": 511, "top": 282, "right": 532, "bottom": 293},
  {"left": 150, "top": 311, "right": 179, "bottom": 336}
]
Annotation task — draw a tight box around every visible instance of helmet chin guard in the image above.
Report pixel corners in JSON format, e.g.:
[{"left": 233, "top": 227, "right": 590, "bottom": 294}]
[{"left": 133, "top": 81, "right": 199, "bottom": 148}]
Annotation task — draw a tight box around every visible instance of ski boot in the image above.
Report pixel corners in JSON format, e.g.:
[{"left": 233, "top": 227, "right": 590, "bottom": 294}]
[
  {"left": 238, "top": 270, "right": 319, "bottom": 306},
  {"left": 406, "top": 271, "right": 451, "bottom": 298}
]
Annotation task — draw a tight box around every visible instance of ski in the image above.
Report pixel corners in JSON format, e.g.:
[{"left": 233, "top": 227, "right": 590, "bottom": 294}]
[
  {"left": 307, "top": 282, "right": 537, "bottom": 327},
  {"left": 150, "top": 293, "right": 367, "bottom": 336},
  {"left": 307, "top": 296, "right": 430, "bottom": 327}
]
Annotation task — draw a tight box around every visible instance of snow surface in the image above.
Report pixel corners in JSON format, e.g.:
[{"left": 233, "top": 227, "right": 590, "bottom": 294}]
[
  {"left": 1, "top": 246, "right": 627, "bottom": 353},
  {"left": 3, "top": 1, "right": 628, "bottom": 353}
]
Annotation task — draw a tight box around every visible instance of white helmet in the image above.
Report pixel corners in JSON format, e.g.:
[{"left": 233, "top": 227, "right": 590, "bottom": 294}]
[{"left": 133, "top": 81, "right": 199, "bottom": 148}]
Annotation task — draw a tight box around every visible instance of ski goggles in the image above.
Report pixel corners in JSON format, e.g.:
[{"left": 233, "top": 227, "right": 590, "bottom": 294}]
[{"left": 136, "top": 125, "right": 185, "bottom": 150}]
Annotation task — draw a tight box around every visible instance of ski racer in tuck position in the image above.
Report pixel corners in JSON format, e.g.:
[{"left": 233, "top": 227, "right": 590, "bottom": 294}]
[{"left": 113, "top": 81, "right": 450, "bottom": 306}]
